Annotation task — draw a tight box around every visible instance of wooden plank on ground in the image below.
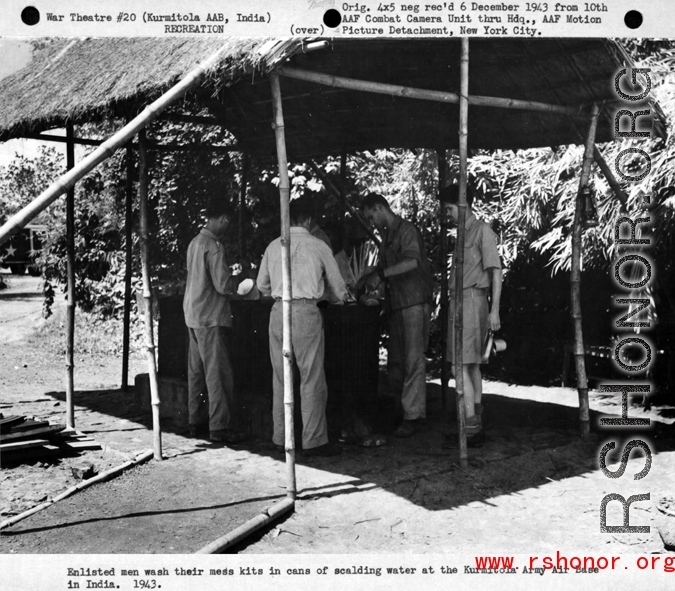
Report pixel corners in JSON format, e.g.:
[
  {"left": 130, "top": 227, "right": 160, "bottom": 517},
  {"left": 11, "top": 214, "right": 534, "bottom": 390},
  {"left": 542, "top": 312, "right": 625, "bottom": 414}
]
[
  {"left": 0, "top": 425, "right": 66, "bottom": 443},
  {"left": 0, "top": 415, "right": 26, "bottom": 430},
  {"left": 62, "top": 440, "right": 102, "bottom": 451},
  {"left": 10, "top": 420, "right": 50, "bottom": 432},
  {"left": 0, "top": 439, "right": 50, "bottom": 452}
]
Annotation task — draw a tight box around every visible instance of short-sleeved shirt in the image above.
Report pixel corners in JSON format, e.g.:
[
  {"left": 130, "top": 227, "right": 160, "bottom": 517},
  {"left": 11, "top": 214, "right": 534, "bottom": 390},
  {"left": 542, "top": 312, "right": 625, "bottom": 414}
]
[
  {"left": 256, "top": 227, "right": 348, "bottom": 303},
  {"left": 380, "top": 215, "right": 434, "bottom": 311},
  {"left": 183, "top": 228, "right": 234, "bottom": 328},
  {"left": 449, "top": 213, "right": 501, "bottom": 290}
]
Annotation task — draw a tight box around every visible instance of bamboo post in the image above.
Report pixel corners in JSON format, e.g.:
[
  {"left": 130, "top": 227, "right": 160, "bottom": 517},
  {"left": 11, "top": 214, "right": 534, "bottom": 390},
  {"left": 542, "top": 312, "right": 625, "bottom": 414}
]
[
  {"left": 278, "top": 66, "right": 587, "bottom": 118},
  {"left": 437, "top": 149, "right": 448, "bottom": 412},
  {"left": 138, "top": 129, "right": 163, "bottom": 460},
  {"left": 238, "top": 153, "right": 249, "bottom": 258},
  {"left": 308, "top": 160, "right": 380, "bottom": 246},
  {"left": 454, "top": 38, "right": 470, "bottom": 469},
  {"left": 0, "top": 41, "right": 237, "bottom": 247},
  {"left": 270, "top": 72, "right": 297, "bottom": 500},
  {"left": 570, "top": 120, "right": 628, "bottom": 210},
  {"left": 571, "top": 103, "right": 600, "bottom": 440},
  {"left": 593, "top": 144, "right": 628, "bottom": 211},
  {"left": 65, "top": 124, "right": 76, "bottom": 429},
  {"left": 122, "top": 137, "right": 134, "bottom": 391}
]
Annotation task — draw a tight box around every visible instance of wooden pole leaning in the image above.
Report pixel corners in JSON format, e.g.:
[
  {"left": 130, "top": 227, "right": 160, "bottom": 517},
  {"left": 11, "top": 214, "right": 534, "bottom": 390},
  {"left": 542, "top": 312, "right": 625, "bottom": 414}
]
[
  {"left": 308, "top": 160, "right": 381, "bottom": 246},
  {"left": 122, "top": 137, "right": 134, "bottom": 391},
  {"left": 138, "top": 129, "right": 163, "bottom": 460},
  {"left": 437, "top": 149, "right": 449, "bottom": 412},
  {"left": 270, "top": 72, "right": 297, "bottom": 500},
  {"left": 65, "top": 124, "right": 76, "bottom": 429},
  {"left": 454, "top": 38, "right": 470, "bottom": 469},
  {"left": 0, "top": 41, "right": 236, "bottom": 247},
  {"left": 571, "top": 104, "right": 600, "bottom": 440},
  {"left": 593, "top": 144, "right": 629, "bottom": 210}
]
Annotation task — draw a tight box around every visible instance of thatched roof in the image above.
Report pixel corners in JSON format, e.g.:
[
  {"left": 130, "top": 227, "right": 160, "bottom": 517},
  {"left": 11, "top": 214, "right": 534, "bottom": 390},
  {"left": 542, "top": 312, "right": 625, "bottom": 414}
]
[
  {"left": 0, "top": 37, "right": 299, "bottom": 141},
  {"left": 0, "top": 37, "right": 666, "bottom": 159}
]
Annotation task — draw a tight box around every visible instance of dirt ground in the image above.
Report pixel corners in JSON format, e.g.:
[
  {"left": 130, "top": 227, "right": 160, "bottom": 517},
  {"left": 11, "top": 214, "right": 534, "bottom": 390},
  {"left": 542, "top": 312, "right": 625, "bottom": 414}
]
[{"left": 2, "top": 273, "right": 675, "bottom": 555}]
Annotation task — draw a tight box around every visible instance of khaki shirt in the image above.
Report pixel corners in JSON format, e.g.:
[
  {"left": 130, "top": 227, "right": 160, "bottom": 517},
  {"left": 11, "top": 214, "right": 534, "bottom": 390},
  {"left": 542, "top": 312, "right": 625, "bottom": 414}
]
[
  {"left": 257, "top": 227, "right": 347, "bottom": 303},
  {"left": 449, "top": 213, "right": 501, "bottom": 290},
  {"left": 381, "top": 215, "right": 434, "bottom": 310},
  {"left": 183, "top": 228, "right": 234, "bottom": 328}
]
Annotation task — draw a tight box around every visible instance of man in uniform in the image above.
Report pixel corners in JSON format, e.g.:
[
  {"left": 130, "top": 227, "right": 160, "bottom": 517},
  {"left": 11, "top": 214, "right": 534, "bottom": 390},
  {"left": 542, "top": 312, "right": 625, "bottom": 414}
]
[
  {"left": 183, "top": 197, "right": 246, "bottom": 444},
  {"left": 357, "top": 193, "right": 434, "bottom": 438},
  {"left": 441, "top": 185, "right": 502, "bottom": 447},
  {"left": 257, "top": 198, "right": 348, "bottom": 457}
]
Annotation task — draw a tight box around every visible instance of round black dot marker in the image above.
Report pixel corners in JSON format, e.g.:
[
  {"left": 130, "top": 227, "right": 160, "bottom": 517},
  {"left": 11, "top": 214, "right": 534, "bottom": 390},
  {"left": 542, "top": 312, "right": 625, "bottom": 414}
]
[
  {"left": 21, "top": 6, "right": 40, "bottom": 26},
  {"left": 323, "top": 9, "right": 341, "bottom": 28},
  {"left": 624, "top": 10, "right": 642, "bottom": 29}
]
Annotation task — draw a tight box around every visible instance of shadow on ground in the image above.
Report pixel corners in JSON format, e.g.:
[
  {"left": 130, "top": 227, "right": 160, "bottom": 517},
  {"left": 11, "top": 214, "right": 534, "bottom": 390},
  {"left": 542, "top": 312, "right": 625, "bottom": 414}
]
[{"left": 41, "top": 381, "right": 675, "bottom": 517}]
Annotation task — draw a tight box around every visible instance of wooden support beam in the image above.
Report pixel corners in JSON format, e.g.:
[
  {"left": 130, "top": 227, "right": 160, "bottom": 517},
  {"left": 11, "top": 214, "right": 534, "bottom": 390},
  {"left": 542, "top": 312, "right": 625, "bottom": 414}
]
[
  {"left": 270, "top": 72, "right": 297, "bottom": 500},
  {"left": 454, "top": 38, "right": 470, "bottom": 469},
  {"left": 593, "top": 143, "right": 628, "bottom": 210},
  {"left": 278, "top": 66, "right": 589, "bottom": 118},
  {"left": 138, "top": 129, "right": 163, "bottom": 461},
  {"left": 0, "top": 41, "right": 237, "bottom": 247},
  {"left": 339, "top": 147, "right": 347, "bottom": 250},
  {"left": 122, "top": 133, "right": 134, "bottom": 391},
  {"left": 23, "top": 132, "right": 102, "bottom": 146},
  {"left": 307, "top": 160, "right": 380, "bottom": 246},
  {"left": 65, "top": 124, "right": 76, "bottom": 429},
  {"left": 17, "top": 132, "right": 240, "bottom": 153},
  {"left": 239, "top": 153, "right": 249, "bottom": 258},
  {"left": 438, "top": 149, "right": 449, "bottom": 413},
  {"left": 571, "top": 104, "right": 600, "bottom": 440}
]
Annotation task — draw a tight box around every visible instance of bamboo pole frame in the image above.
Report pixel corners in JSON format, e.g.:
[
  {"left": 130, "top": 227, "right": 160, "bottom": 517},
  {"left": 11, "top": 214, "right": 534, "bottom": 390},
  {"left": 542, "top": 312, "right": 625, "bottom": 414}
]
[
  {"left": 0, "top": 450, "right": 153, "bottom": 531},
  {"left": 437, "top": 149, "right": 449, "bottom": 412},
  {"left": 593, "top": 144, "right": 628, "bottom": 210},
  {"left": 270, "top": 72, "right": 297, "bottom": 500},
  {"left": 238, "top": 153, "right": 249, "bottom": 258},
  {"left": 454, "top": 38, "right": 470, "bottom": 469},
  {"left": 339, "top": 147, "right": 347, "bottom": 250},
  {"left": 138, "top": 129, "right": 163, "bottom": 460},
  {"left": 308, "top": 160, "right": 381, "bottom": 246},
  {"left": 16, "top": 132, "right": 240, "bottom": 153},
  {"left": 196, "top": 498, "right": 294, "bottom": 554},
  {"left": 121, "top": 137, "right": 134, "bottom": 391},
  {"left": 278, "top": 66, "right": 588, "bottom": 118},
  {"left": 0, "top": 41, "right": 237, "bottom": 247},
  {"left": 65, "top": 124, "right": 76, "bottom": 429},
  {"left": 571, "top": 104, "right": 600, "bottom": 440}
]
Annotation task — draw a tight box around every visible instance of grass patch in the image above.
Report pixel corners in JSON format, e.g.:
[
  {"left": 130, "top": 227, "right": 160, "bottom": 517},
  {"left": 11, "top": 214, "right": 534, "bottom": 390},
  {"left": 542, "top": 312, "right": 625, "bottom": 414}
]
[{"left": 28, "top": 306, "right": 148, "bottom": 358}]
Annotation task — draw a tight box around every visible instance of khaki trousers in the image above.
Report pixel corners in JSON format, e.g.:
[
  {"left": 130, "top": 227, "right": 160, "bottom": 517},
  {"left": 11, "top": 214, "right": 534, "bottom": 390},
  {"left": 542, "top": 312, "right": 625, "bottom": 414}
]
[
  {"left": 269, "top": 301, "right": 329, "bottom": 450},
  {"left": 388, "top": 302, "right": 430, "bottom": 421},
  {"left": 187, "top": 326, "right": 235, "bottom": 431}
]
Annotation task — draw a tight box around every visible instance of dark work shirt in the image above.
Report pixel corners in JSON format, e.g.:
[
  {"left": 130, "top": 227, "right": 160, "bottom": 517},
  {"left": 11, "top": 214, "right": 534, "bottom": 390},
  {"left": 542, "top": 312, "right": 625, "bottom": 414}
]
[{"left": 380, "top": 215, "right": 434, "bottom": 310}]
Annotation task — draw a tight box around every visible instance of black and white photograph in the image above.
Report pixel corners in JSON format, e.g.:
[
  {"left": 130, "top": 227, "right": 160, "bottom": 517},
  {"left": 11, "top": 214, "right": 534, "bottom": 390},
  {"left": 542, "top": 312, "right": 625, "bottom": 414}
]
[{"left": 1, "top": 1, "right": 674, "bottom": 589}]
